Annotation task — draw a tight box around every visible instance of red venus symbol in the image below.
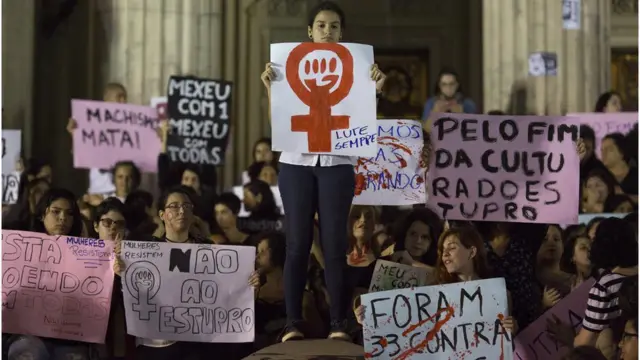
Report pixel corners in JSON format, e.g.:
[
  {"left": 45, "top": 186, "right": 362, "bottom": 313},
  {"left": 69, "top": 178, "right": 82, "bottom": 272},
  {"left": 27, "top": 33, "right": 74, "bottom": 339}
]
[{"left": 286, "top": 43, "right": 354, "bottom": 152}]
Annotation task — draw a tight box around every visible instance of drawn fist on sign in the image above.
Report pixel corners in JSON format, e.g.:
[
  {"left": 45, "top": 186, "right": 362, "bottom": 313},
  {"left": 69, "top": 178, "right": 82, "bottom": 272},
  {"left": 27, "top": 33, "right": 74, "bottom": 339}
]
[{"left": 300, "top": 54, "right": 341, "bottom": 91}]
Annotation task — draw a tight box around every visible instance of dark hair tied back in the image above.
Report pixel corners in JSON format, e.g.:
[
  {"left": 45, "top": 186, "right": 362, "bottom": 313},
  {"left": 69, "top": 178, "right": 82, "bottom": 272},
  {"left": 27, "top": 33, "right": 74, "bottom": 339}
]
[{"left": 307, "top": 1, "right": 346, "bottom": 29}]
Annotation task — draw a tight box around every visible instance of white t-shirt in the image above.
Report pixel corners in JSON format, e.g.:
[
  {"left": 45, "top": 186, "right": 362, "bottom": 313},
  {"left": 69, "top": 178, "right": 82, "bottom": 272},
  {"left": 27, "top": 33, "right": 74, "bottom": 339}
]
[
  {"left": 278, "top": 152, "right": 354, "bottom": 167},
  {"left": 136, "top": 338, "right": 175, "bottom": 348},
  {"left": 88, "top": 168, "right": 115, "bottom": 195}
]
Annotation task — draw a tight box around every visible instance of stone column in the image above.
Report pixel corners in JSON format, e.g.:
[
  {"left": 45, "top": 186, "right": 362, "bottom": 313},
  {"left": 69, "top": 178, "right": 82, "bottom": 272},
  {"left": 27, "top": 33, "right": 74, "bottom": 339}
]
[
  {"left": 2, "top": 0, "right": 36, "bottom": 157},
  {"left": 96, "top": 0, "right": 224, "bottom": 192},
  {"left": 220, "top": 0, "right": 270, "bottom": 189},
  {"left": 482, "top": 0, "right": 611, "bottom": 115},
  {"left": 97, "top": 0, "right": 223, "bottom": 105}
]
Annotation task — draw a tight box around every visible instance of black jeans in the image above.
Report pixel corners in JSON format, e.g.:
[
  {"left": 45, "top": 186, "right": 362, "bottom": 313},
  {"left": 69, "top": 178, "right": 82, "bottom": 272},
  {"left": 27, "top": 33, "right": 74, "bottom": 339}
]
[{"left": 278, "top": 162, "right": 355, "bottom": 324}]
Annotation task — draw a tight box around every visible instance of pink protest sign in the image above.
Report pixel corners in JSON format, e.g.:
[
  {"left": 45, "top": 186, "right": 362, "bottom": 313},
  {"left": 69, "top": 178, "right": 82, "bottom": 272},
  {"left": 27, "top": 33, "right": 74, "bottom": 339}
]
[
  {"left": 514, "top": 278, "right": 595, "bottom": 360},
  {"left": 2, "top": 230, "right": 116, "bottom": 343},
  {"left": 426, "top": 113, "right": 580, "bottom": 224},
  {"left": 568, "top": 112, "right": 638, "bottom": 159},
  {"left": 72, "top": 99, "right": 161, "bottom": 172}
]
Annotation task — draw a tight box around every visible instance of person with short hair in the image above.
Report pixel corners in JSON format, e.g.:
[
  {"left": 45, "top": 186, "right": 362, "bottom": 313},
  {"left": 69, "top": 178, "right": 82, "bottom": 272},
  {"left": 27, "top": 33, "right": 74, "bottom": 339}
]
[{"left": 214, "top": 192, "right": 248, "bottom": 245}]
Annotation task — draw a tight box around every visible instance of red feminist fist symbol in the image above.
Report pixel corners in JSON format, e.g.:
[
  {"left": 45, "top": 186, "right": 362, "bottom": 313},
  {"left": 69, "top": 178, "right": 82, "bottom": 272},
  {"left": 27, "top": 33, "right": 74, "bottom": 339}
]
[{"left": 286, "top": 43, "right": 354, "bottom": 152}]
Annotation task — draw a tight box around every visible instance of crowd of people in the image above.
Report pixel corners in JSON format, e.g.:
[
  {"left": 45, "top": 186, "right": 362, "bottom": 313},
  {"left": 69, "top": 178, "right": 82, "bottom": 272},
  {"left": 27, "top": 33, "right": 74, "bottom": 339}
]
[{"left": 2, "top": 1, "right": 639, "bottom": 360}]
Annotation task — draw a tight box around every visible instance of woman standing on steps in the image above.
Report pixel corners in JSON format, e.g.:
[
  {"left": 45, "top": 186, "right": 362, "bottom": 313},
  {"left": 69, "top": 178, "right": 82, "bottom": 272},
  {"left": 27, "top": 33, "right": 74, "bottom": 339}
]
[{"left": 260, "top": 0, "right": 386, "bottom": 343}]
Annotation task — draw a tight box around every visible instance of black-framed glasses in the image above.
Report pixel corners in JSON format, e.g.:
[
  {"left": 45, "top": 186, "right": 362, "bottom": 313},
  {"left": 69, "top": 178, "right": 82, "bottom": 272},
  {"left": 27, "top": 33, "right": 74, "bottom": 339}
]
[
  {"left": 622, "top": 332, "right": 638, "bottom": 341},
  {"left": 165, "top": 203, "right": 194, "bottom": 212},
  {"left": 100, "top": 218, "right": 126, "bottom": 229}
]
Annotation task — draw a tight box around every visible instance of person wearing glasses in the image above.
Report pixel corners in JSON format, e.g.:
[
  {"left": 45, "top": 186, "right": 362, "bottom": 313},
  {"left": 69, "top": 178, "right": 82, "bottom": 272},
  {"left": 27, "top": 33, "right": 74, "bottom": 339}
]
[
  {"left": 92, "top": 198, "right": 132, "bottom": 359},
  {"left": 422, "top": 67, "right": 477, "bottom": 133},
  {"left": 150, "top": 186, "right": 206, "bottom": 245},
  {"left": 135, "top": 185, "right": 261, "bottom": 358},
  {"left": 619, "top": 317, "right": 638, "bottom": 360},
  {"left": 134, "top": 186, "right": 207, "bottom": 358}
]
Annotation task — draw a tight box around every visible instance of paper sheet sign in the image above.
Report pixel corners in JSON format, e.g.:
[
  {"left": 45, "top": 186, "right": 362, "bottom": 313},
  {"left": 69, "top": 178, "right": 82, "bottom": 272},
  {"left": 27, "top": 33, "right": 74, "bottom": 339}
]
[
  {"left": 514, "top": 278, "right": 595, "bottom": 359},
  {"left": 270, "top": 42, "right": 377, "bottom": 156},
  {"left": 2, "top": 231, "right": 116, "bottom": 343},
  {"left": 368, "top": 260, "right": 434, "bottom": 292},
  {"left": 427, "top": 113, "right": 580, "bottom": 224},
  {"left": 2, "top": 171, "right": 20, "bottom": 205},
  {"left": 120, "top": 241, "right": 256, "bottom": 343},
  {"left": 71, "top": 100, "right": 161, "bottom": 172},
  {"left": 2, "top": 129, "right": 21, "bottom": 174},
  {"left": 360, "top": 278, "right": 512, "bottom": 360},
  {"left": 353, "top": 120, "right": 427, "bottom": 206}
]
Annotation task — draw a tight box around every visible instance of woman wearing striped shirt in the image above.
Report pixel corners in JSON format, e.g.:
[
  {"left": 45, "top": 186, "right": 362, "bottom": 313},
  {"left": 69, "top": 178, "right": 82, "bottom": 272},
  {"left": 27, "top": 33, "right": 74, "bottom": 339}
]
[{"left": 575, "top": 218, "right": 638, "bottom": 347}]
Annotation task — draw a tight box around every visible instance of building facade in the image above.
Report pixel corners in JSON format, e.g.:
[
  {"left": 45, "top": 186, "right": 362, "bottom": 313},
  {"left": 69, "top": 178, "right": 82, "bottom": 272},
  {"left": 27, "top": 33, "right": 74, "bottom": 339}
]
[{"left": 2, "top": 0, "right": 638, "bottom": 191}]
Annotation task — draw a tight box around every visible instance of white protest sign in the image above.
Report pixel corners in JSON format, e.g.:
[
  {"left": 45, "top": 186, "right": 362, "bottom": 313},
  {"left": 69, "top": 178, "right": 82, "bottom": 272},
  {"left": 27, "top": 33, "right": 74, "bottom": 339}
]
[
  {"left": 368, "top": 260, "right": 434, "bottom": 293},
  {"left": 87, "top": 168, "right": 116, "bottom": 195},
  {"left": 353, "top": 120, "right": 426, "bottom": 205},
  {"left": 2, "top": 129, "right": 21, "bottom": 174},
  {"left": 361, "top": 278, "right": 513, "bottom": 360},
  {"left": 120, "top": 241, "right": 256, "bottom": 343},
  {"left": 270, "top": 42, "right": 377, "bottom": 156},
  {"left": 2, "top": 130, "right": 22, "bottom": 205},
  {"left": 2, "top": 171, "right": 20, "bottom": 204}
]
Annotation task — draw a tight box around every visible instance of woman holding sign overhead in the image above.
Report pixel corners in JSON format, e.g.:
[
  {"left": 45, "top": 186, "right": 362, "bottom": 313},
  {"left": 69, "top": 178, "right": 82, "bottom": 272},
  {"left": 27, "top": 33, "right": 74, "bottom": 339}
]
[{"left": 260, "top": 0, "right": 386, "bottom": 342}]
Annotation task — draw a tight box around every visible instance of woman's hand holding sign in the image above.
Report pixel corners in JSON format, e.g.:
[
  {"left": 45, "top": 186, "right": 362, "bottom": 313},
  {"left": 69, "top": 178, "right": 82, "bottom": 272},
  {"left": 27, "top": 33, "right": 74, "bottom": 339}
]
[
  {"left": 111, "top": 231, "right": 125, "bottom": 275},
  {"left": 261, "top": 63, "right": 276, "bottom": 90},
  {"left": 501, "top": 315, "right": 519, "bottom": 335},
  {"left": 355, "top": 304, "right": 366, "bottom": 325},
  {"left": 576, "top": 138, "right": 587, "bottom": 161},
  {"left": 370, "top": 64, "right": 386, "bottom": 93},
  {"left": 66, "top": 118, "right": 77, "bottom": 134},
  {"left": 542, "top": 286, "right": 562, "bottom": 309}
]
